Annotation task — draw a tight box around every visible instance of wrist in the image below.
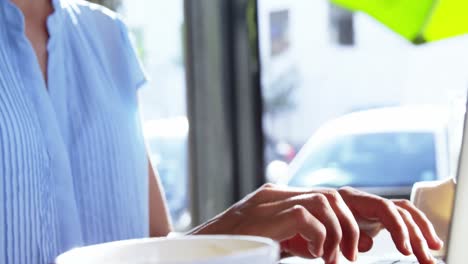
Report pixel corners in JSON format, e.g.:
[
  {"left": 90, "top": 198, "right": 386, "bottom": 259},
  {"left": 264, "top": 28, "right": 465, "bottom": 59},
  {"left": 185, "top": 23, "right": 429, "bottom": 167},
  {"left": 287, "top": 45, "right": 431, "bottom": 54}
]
[
  {"left": 188, "top": 216, "right": 224, "bottom": 235},
  {"left": 188, "top": 210, "right": 238, "bottom": 235}
]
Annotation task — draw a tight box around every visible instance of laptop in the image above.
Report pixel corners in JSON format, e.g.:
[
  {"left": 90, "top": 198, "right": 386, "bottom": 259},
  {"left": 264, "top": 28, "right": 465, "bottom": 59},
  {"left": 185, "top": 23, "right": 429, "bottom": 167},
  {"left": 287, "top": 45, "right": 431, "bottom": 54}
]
[{"left": 281, "top": 100, "right": 468, "bottom": 264}]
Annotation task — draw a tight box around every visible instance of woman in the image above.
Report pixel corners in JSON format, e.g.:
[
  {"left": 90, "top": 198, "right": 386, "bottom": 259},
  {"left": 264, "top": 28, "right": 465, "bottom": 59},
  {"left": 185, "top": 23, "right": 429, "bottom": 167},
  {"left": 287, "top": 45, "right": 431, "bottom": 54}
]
[{"left": 0, "top": 0, "right": 443, "bottom": 263}]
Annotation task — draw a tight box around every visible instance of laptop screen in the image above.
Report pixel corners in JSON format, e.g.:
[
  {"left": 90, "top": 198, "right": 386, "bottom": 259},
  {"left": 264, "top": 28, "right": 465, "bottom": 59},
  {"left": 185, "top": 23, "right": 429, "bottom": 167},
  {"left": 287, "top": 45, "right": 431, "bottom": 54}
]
[{"left": 446, "top": 95, "right": 468, "bottom": 263}]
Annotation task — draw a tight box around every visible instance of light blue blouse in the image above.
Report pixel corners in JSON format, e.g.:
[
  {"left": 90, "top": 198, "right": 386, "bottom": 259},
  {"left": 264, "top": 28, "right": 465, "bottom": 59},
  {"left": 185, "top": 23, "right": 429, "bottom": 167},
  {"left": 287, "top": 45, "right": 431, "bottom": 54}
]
[{"left": 0, "top": 0, "right": 149, "bottom": 263}]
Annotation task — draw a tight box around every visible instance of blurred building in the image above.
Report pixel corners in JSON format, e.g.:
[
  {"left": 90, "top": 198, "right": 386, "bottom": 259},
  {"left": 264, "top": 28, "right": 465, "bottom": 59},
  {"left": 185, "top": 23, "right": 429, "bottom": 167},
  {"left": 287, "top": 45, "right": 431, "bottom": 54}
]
[{"left": 258, "top": 0, "right": 468, "bottom": 146}]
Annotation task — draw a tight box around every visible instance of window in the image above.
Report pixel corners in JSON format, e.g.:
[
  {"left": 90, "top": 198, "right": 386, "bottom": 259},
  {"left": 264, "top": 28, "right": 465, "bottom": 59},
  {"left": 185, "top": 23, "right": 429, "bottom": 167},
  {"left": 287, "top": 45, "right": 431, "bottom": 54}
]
[
  {"left": 120, "top": 0, "right": 190, "bottom": 230},
  {"left": 259, "top": 0, "right": 468, "bottom": 197},
  {"left": 289, "top": 132, "right": 437, "bottom": 188}
]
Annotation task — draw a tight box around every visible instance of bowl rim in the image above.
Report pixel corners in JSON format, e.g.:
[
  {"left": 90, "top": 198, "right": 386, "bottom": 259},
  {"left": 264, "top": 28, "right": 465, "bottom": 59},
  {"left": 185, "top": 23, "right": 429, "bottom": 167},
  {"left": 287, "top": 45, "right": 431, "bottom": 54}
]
[{"left": 55, "top": 235, "right": 279, "bottom": 264}]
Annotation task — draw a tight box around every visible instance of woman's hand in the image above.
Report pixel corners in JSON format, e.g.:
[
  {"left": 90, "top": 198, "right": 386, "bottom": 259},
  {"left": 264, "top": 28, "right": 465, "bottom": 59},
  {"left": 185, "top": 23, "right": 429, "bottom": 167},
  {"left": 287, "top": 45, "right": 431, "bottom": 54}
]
[
  {"left": 189, "top": 184, "right": 443, "bottom": 264},
  {"left": 338, "top": 187, "right": 443, "bottom": 262}
]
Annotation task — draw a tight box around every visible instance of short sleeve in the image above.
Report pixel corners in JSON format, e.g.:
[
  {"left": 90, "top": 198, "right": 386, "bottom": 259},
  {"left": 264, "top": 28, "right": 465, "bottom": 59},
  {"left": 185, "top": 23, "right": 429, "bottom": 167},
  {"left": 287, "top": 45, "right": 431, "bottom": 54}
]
[{"left": 116, "top": 18, "right": 148, "bottom": 90}]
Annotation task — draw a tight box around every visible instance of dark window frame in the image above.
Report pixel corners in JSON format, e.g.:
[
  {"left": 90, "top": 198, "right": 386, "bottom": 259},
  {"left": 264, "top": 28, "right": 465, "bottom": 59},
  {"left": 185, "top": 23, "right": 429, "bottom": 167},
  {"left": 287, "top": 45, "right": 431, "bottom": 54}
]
[{"left": 184, "top": 0, "right": 264, "bottom": 225}]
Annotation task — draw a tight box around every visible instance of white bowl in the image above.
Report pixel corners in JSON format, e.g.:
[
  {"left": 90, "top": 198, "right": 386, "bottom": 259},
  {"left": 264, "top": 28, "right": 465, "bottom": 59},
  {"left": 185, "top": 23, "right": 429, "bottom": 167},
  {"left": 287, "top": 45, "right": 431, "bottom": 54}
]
[{"left": 55, "top": 235, "right": 279, "bottom": 264}]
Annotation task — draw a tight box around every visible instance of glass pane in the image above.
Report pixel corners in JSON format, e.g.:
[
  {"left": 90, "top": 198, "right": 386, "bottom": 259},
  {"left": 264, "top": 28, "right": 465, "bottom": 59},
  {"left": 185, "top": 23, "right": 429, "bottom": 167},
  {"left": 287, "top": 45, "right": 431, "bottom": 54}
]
[
  {"left": 120, "top": 0, "right": 190, "bottom": 230},
  {"left": 259, "top": 0, "right": 468, "bottom": 197}
]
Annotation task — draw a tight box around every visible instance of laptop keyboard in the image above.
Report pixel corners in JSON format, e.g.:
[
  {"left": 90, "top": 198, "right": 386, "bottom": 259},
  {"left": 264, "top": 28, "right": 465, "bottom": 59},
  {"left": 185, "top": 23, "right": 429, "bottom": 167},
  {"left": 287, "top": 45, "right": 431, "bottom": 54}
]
[
  {"left": 372, "top": 259, "right": 445, "bottom": 264},
  {"left": 279, "top": 256, "right": 446, "bottom": 264}
]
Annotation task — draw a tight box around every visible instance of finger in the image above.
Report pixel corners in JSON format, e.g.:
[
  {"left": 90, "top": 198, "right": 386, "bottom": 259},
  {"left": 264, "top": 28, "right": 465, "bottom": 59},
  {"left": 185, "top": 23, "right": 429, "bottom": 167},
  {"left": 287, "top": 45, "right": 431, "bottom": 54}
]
[
  {"left": 366, "top": 200, "right": 413, "bottom": 256},
  {"left": 280, "top": 235, "right": 314, "bottom": 259},
  {"left": 357, "top": 219, "right": 384, "bottom": 238},
  {"left": 394, "top": 199, "right": 443, "bottom": 250},
  {"left": 267, "top": 205, "right": 327, "bottom": 258},
  {"left": 358, "top": 232, "right": 374, "bottom": 252},
  {"left": 259, "top": 194, "right": 343, "bottom": 263},
  {"left": 309, "top": 196, "right": 342, "bottom": 264},
  {"left": 338, "top": 188, "right": 412, "bottom": 256},
  {"left": 325, "top": 246, "right": 340, "bottom": 264},
  {"left": 398, "top": 208, "right": 437, "bottom": 264},
  {"left": 320, "top": 189, "right": 359, "bottom": 262}
]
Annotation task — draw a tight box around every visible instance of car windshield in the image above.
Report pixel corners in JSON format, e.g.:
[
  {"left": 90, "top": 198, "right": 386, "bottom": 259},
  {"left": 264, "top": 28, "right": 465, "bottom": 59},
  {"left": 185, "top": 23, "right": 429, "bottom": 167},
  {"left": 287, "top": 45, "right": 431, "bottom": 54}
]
[{"left": 289, "top": 132, "right": 437, "bottom": 187}]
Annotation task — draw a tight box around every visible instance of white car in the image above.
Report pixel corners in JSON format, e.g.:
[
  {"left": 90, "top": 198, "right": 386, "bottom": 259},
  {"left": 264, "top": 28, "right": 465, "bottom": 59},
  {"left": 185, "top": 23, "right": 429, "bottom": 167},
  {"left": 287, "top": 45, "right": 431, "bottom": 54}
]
[{"left": 269, "top": 105, "right": 453, "bottom": 198}]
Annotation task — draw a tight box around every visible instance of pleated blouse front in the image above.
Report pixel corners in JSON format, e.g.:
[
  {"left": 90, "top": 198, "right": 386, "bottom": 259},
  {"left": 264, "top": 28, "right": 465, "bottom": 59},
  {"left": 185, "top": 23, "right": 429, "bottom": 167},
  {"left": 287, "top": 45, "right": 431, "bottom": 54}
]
[{"left": 0, "top": 0, "right": 149, "bottom": 263}]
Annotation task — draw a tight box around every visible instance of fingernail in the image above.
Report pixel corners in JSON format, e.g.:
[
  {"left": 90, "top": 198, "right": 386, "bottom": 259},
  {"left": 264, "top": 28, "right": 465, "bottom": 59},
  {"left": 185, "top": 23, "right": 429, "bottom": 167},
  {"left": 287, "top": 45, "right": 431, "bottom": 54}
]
[
  {"left": 327, "top": 247, "right": 338, "bottom": 264},
  {"left": 438, "top": 238, "right": 445, "bottom": 246},
  {"left": 308, "top": 243, "right": 323, "bottom": 258},
  {"left": 404, "top": 241, "right": 413, "bottom": 255},
  {"left": 425, "top": 248, "right": 434, "bottom": 262}
]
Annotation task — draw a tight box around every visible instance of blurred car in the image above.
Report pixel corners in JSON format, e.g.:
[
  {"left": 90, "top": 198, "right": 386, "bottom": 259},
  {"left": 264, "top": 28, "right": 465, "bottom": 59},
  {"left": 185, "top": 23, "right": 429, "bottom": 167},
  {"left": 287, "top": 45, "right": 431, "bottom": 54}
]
[
  {"left": 144, "top": 117, "right": 190, "bottom": 229},
  {"left": 268, "top": 105, "right": 451, "bottom": 198}
]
